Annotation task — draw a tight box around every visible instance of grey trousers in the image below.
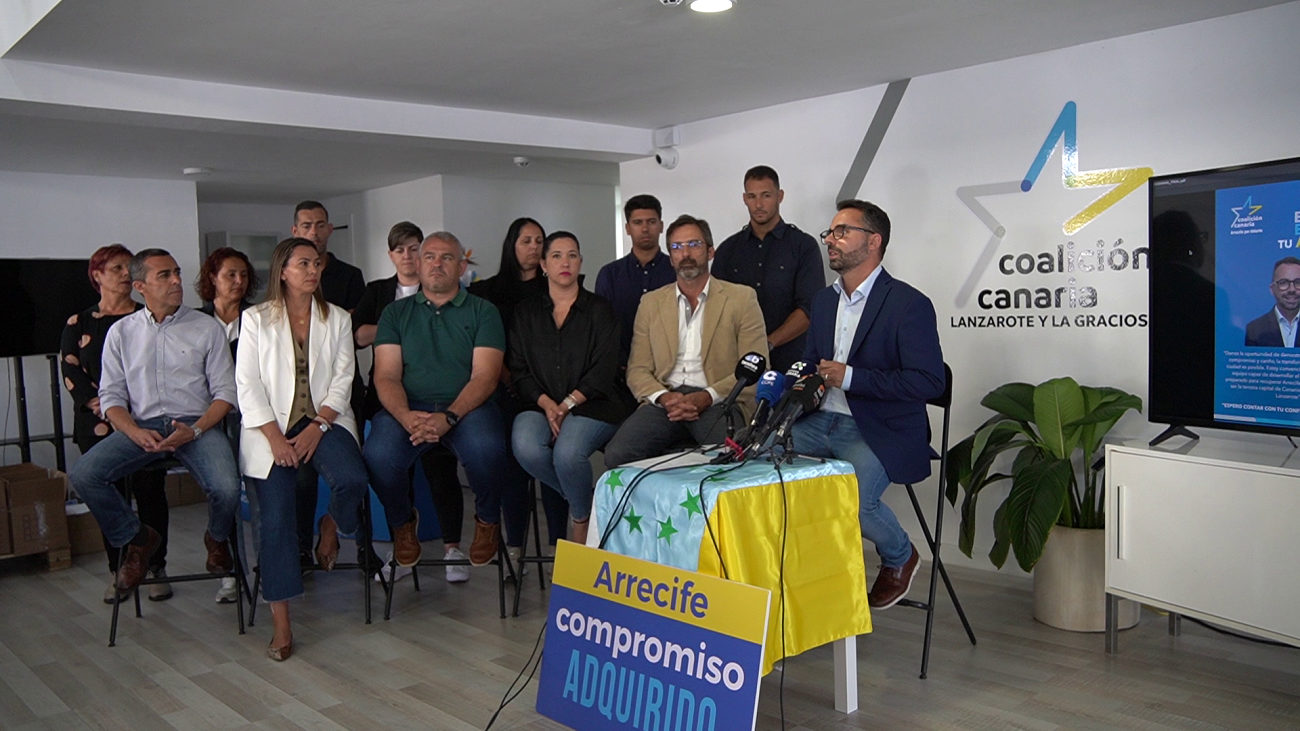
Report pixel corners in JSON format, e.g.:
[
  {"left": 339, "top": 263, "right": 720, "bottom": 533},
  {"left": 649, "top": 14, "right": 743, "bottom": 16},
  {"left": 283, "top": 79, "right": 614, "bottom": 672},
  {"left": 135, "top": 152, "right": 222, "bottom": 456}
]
[{"left": 602, "top": 388, "right": 730, "bottom": 466}]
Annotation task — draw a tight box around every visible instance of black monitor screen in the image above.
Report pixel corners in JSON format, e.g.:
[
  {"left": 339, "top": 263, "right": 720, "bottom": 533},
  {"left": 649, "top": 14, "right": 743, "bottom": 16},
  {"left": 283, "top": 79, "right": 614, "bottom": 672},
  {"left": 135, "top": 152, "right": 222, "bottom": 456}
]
[
  {"left": 1149, "top": 156, "right": 1300, "bottom": 436},
  {"left": 0, "top": 259, "right": 101, "bottom": 358}
]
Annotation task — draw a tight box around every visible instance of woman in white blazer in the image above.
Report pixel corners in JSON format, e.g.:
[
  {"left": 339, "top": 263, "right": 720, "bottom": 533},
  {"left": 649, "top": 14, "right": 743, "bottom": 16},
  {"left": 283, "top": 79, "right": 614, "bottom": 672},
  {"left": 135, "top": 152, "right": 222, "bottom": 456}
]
[{"left": 236, "top": 237, "right": 367, "bottom": 661}]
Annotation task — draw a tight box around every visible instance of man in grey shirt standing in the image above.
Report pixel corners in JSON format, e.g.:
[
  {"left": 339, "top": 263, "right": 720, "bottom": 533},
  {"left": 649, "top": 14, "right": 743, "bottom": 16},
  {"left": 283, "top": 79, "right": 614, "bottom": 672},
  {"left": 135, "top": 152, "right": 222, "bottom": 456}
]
[{"left": 71, "top": 248, "right": 242, "bottom": 597}]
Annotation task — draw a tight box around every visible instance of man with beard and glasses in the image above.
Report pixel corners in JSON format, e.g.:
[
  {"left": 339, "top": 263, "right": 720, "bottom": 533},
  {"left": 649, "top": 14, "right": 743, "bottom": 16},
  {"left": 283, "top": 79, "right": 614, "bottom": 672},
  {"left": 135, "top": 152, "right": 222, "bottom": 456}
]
[
  {"left": 790, "top": 200, "right": 945, "bottom": 611},
  {"left": 1245, "top": 257, "right": 1300, "bottom": 347},
  {"left": 603, "top": 215, "right": 768, "bottom": 466}
]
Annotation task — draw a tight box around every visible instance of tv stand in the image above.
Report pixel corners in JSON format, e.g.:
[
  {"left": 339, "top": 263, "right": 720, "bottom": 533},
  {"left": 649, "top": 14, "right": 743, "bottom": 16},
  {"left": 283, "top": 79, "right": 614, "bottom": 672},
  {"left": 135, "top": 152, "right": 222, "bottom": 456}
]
[{"left": 1148, "top": 423, "right": 1198, "bottom": 447}]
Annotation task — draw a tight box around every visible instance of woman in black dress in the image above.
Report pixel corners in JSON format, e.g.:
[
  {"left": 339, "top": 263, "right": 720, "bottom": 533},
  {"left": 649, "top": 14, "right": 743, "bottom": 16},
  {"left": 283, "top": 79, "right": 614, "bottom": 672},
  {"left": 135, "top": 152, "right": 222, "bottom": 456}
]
[{"left": 61, "top": 244, "right": 170, "bottom": 602}]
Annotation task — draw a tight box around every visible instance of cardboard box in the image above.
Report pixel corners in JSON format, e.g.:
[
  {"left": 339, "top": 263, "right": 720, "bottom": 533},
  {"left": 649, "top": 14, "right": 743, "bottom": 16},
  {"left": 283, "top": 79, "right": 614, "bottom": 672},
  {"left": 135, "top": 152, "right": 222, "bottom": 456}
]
[
  {"left": 66, "top": 504, "right": 105, "bottom": 556},
  {"left": 5, "top": 467, "right": 70, "bottom": 556},
  {"left": 0, "top": 463, "right": 51, "bottom": 554},
  {"left": 164, "top": 471, "right": 206, "bottom": 507}
]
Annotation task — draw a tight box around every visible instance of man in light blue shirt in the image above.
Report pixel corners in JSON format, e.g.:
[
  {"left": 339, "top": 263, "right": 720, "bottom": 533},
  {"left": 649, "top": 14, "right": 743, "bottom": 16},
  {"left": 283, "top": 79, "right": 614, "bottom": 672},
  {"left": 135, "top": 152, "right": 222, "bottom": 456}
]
[
  {"left": 70, "top": 249, "right": 242, "bottom": 598},
  {"left": 792, "top": 201, "right": 945, "bottom": 610}
]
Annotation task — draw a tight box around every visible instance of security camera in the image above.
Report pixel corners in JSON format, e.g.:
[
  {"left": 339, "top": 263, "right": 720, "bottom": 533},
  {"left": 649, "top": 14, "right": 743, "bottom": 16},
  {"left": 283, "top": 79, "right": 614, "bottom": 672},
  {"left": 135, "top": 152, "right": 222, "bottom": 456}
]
[
  {"left": 513, "top": 156, "right": 531, "bottom": 168},
  {"left": 654, "top": 147, "right": 679, "bottom": 170}
]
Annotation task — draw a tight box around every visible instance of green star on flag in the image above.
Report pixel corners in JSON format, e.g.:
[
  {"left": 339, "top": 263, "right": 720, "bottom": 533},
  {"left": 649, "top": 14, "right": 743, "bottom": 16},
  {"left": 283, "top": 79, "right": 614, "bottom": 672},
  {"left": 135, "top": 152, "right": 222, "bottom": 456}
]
[
  {"left": 701, "top": 466, "right": 730, "bottom": 483},
  {"left": 624, "top": 507, "right": 643, "bottom": 533},
  {"left": 680, "top": 493, "right": 703, "bottom": 518},
  {"left": 605, "top": 468, "right": 626, "bottom": 493},
  {"left": 657, "top": 517, "right": 679, "bottom": 543}
]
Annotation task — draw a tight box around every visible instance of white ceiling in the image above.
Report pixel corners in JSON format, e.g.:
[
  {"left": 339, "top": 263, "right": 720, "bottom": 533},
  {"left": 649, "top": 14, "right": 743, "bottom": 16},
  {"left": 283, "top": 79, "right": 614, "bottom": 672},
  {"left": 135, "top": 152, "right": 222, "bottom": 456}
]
[{"left": 1, "top": 0, "right": 1290, "bottom": 202}]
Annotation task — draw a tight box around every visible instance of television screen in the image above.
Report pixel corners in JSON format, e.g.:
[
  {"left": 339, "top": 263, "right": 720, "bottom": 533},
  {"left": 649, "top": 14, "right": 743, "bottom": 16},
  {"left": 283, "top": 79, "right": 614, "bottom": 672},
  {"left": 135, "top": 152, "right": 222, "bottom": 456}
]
[
  {"left": 1149, "top": 156, "right": 1300, "bottom": 437},
  {"left": 0, "top": 259, "right": 101, "bottom": 358}
]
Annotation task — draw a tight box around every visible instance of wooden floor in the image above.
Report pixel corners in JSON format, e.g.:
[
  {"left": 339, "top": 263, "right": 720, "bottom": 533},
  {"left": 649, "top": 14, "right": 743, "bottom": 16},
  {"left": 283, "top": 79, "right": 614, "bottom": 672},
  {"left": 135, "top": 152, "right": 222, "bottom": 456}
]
[{"left": 1, "top": 503, "right": 1297, "bottom": 731}]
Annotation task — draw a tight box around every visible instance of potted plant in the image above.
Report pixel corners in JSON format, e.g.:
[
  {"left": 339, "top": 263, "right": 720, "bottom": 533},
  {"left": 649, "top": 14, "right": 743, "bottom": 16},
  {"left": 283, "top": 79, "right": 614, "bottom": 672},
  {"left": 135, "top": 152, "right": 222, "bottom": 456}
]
[{"left": 945, "top": 376, "right": 1142, "bottom": 631}]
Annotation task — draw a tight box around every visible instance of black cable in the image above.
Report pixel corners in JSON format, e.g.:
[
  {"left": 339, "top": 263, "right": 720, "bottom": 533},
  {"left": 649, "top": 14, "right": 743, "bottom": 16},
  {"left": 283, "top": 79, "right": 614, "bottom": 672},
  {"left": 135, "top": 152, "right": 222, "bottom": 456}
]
[
  {"left": 597, "top": 448, "right": 704, "bottom": 549},
  {"left": 773, "top": 458, "right": 790, "bottom": 731},
  {"left": 697, "top": 461, "right": 748, "bottom": 581},
  {"left": 1184, "top": 616, "right": 1297, "bottom": 648},
  {"left": 483, "top": 621, "right": 547, "bottom": 730}
]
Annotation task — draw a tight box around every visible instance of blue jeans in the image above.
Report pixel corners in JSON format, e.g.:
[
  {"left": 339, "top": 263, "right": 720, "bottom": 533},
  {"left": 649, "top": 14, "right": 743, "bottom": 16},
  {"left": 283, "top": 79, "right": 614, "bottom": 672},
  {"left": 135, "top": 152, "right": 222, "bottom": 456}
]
[
  {"left": 364, "top": 401, "right": 523, "bottom": 533},
  {"left": 511, "top": 411, "right": 617, "bottom": 521},
  {"left": 791, "top": 410, "right": 912, "bottom": 568},
  {"left": 70, "top": 416, "right": 240, "bottom": 548},
  {"left": 246, "top": 420, "right": 368, "bottom": 602}
]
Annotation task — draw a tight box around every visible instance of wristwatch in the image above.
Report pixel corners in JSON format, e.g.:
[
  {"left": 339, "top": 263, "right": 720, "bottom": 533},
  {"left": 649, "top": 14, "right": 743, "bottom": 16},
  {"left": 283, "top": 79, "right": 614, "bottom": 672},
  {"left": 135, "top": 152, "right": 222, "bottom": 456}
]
[
  {"left": 190, "top": 425, "right": 204, "bottom": 440},
  {"left": 315, "top": 417, "right": 331, "bottom": 433},
  {"left": 562, "top": 395, "right": 578, "bottom": 412},
  {"left": 442, "top": 410, "right": 460, "bottom": 429}
]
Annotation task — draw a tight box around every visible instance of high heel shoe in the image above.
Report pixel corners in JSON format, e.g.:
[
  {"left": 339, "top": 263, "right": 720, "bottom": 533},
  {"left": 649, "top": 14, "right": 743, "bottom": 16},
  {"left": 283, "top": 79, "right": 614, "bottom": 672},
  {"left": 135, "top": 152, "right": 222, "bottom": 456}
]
[
  {"left": 267, "top": 636, "right": 293, "bottom": 661},
  {"left": 315, "top": 513, "right": 339, "bottom": 572}
]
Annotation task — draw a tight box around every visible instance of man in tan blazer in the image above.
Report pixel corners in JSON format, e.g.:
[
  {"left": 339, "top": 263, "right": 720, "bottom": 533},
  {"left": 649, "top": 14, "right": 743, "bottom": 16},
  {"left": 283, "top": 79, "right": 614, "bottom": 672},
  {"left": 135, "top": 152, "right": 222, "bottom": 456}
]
[{"left": 604, "top": 214, "right": 769, "bottom": 466}]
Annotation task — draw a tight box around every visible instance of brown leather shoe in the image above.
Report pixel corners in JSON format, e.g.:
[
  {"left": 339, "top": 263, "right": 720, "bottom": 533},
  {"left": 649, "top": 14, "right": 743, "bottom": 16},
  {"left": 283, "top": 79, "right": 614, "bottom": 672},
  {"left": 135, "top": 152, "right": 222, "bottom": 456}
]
[
  {"left": 392, "top": 509, "right": 421, "bottom": 568},
  {"left": 114, "top": 526, "right": 161, "bottom": 595},
  {"left": 868, "top": 543, "right": 921, "bottom": 610},
  {"left": 315, "top": 514, "right": 339, "bottom": 572},
  {"left": 469, "top": 518, "right": 501, "bottom": 567},
  {"left": 204, "top": 531, "right": 234, "bottom": 574},
  {"left": 267, "top": 636, "right": 293, "bottom": 662}
]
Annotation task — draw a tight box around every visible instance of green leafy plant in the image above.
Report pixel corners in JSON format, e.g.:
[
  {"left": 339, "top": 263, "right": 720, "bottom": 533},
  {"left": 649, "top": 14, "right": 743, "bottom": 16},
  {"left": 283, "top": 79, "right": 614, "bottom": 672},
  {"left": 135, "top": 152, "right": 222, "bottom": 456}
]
[{"left": 944, "top": 377, "right": 1141, "bottom": 572}]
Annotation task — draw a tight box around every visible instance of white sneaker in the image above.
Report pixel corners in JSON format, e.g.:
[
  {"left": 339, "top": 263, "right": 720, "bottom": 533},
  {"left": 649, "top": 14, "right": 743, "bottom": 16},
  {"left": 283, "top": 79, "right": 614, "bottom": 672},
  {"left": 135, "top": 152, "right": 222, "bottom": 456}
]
[
  {"left": 444, "top": 547, "right": 470, "bottom": 583},
  {"left": 215, "top": 576, "right": 238, "bottom": 604},
  {"left": 375, "top": 551, "right": 413, "bottom": 584},
  {"left": 507, "top": 546, "right": 528, "bottom": 579}
]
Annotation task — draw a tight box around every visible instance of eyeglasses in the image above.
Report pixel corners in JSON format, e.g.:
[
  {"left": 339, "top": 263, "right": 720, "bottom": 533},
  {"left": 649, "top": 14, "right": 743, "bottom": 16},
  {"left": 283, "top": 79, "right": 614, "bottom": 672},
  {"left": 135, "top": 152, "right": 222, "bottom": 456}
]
[
  {"left": 820, "top": 225, "right": 875, "bottom": 241},
  {"left": 1273, "top": 278, "right": 1300, "bottom": 291},
  {"left": 668, "top": 240, "right": 706, "bottom": 251}
]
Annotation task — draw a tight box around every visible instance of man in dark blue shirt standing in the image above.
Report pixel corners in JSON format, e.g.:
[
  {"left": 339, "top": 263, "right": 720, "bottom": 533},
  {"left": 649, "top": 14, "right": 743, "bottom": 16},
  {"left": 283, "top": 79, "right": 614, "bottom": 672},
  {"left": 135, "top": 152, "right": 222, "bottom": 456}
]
[
  {"left": 712, "top": 166, "right": 825, "bottom": 373},
  {"left": 595, "top": 194, "right": 677, "bottom": 367}
]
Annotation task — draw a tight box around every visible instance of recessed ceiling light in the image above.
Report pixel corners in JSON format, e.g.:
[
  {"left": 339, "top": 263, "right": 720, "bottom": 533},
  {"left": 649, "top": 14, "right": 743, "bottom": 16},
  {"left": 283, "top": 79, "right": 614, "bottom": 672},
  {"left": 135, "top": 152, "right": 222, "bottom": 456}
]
[
  {"left": 182, "top": 167, "right": 211, "bottom": 176},
  {"left": 690, "top": 0, "right": 733, "bottom": 12}
]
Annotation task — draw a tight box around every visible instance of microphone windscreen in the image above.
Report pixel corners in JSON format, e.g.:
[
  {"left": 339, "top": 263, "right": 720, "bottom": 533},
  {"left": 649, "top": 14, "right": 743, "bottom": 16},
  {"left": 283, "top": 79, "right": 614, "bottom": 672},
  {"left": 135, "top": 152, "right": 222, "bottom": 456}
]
[
  {"left": 791, "top": 374, "right": 826, "bottom": 412},
  {"left": 783, "top": 360, "right": 812, "bottom": 387},
  {"left": 755, "top": 371, "right": 784, "bottom": 405},
  {"left": 734, "top": 352, "right": 767, "bottom": 385}
]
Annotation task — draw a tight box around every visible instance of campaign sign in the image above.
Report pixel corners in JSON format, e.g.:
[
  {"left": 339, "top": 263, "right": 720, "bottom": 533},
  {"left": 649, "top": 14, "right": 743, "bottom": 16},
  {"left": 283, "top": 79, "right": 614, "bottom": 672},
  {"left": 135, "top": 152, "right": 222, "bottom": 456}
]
[{"left": 537, "top": 541, "right": 770, "bottom": 731}]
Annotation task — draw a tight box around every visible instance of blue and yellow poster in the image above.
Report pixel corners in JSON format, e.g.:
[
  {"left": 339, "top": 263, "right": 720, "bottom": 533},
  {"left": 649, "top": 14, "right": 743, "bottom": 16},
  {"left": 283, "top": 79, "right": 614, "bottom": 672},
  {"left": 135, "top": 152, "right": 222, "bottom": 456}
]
[{"left": 537, "top": 541, "right": 770, "bottom": 731}]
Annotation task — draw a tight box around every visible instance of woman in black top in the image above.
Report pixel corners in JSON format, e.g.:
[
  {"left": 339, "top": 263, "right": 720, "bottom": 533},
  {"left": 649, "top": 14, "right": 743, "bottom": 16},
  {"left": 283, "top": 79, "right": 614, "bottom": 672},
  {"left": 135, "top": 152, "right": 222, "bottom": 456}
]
[
  {"left": 60, "top": 244, "right": 170, "bottom": 602},
  {"left": 470, "top": 217, "right": 568, "bottom": 550},
  {"left": 509, "top": 232, "right": 627, "bottom": 545}
]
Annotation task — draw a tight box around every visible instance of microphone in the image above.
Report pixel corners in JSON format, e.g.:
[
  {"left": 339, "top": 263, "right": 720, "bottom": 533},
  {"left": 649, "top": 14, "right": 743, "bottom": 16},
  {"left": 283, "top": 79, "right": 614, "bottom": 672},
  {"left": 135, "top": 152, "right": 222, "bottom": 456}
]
[
  {"left": 782, "top": 360, "right": 814, "bottom": 389},
  {"left": 739, "top": 370, "right": 785, "bottom": 444},
  {"left": 738, "top": 374, "right": 824, "bottom": 461},
  {"left": 714, "top": 352, "right": 766, "bottom": 432},
  {"left": 770, "top": 374, "right": 827, "bottom": 446}
]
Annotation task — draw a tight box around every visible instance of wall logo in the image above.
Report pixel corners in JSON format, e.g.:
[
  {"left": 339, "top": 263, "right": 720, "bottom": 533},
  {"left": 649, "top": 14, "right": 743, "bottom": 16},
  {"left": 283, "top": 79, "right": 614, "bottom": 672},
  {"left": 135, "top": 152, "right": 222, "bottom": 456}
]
[{"left": 952, "top": 101, "right": 1153, "bottom": 330}]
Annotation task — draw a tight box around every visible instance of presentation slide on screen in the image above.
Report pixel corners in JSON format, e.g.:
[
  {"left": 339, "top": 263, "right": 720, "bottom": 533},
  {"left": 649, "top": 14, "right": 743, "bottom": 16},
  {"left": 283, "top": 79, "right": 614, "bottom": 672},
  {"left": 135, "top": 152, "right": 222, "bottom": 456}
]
[{"left": 1214, "top": 179, "right": 1300, "bottom": 428}]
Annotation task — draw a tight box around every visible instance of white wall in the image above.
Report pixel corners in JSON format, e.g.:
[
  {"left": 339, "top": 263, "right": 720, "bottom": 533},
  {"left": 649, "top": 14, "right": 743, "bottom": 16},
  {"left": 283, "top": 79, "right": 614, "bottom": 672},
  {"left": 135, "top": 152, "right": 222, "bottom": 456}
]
[
  {"left": 620, "top": 2, "right": 1300, "bottom": 571},
  {"left": 441, "top": 175, "right": 620, "bottom": 283},
  {"left": 196, "top": 202, "right": 291, "bottom": 241},
  {"left": 324, "top": 175, "right": 444, "bottom": 282},
  {"left": 0, "top": 171, "right": 199, "bottom": 468}
]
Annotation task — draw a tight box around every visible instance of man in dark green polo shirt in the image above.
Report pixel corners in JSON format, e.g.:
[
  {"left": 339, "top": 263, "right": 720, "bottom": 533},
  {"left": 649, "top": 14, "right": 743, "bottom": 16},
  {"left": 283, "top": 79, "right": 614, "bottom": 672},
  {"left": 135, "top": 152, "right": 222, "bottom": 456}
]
[{"left": 363, "top": 231, "right": 522, "bottom": 568}]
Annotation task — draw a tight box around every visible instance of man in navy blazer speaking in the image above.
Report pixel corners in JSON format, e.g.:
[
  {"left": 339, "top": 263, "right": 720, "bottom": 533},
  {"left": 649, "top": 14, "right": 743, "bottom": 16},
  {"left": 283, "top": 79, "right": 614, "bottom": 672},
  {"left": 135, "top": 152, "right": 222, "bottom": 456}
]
[{"left": 792, "top": 200, "right": 945, "bottom": 610}]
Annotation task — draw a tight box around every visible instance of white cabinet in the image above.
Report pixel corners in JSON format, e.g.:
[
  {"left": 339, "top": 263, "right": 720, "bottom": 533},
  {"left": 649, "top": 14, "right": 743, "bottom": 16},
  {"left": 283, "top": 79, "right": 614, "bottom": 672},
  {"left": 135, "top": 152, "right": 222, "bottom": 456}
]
[{"left": 1105, "top": 444, "right": 1300, "bottom": 649}]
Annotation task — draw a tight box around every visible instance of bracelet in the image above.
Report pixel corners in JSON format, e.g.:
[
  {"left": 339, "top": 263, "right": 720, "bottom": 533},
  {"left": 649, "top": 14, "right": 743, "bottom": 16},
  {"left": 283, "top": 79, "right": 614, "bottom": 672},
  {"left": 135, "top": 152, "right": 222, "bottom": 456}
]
[{"left": 562, "top": 395, "right": 579, "bottom": 411}]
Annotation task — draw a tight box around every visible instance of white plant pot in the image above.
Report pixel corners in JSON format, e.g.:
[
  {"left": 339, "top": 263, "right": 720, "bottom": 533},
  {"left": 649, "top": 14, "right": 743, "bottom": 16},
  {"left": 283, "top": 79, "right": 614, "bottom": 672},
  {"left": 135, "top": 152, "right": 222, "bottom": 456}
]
[{"left": 1033, "top": 525, "right": 1140, "bottom": 632}]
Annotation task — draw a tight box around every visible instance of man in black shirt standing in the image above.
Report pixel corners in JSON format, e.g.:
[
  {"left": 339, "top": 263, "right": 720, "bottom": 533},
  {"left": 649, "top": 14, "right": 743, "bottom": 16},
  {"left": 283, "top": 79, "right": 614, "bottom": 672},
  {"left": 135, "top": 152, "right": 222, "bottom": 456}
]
[
  {"left": 293, "top": 200, "right": 365, "bottom": 311},
  {"left": 712, "top": 166, "right": 825, "bottom": 373}
]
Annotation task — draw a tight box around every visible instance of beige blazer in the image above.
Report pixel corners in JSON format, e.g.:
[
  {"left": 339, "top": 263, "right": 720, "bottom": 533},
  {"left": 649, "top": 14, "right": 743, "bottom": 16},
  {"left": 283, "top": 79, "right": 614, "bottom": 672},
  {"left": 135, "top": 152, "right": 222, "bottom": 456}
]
[
  {"left": 235, "top": 300, "right": 358, "bottom": 479},
  {"left": 626, "top": 276, "right": 769, "bottom": 419}
]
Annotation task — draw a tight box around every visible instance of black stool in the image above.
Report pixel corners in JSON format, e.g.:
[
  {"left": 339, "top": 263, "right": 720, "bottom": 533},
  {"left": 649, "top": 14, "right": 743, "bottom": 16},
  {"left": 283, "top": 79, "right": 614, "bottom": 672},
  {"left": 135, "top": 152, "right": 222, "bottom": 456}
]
[
  {"left": 897, "top": 363, "right": 977, "bottom": 678},
  {"left": 109, "top": 459, "right": 252, "bottom": 647},
  {"left": 383, "top": 537, "right": 515, "bottom": 620},
  {"left": 510, "top": 479, "right": 555, "bottom": 617}
]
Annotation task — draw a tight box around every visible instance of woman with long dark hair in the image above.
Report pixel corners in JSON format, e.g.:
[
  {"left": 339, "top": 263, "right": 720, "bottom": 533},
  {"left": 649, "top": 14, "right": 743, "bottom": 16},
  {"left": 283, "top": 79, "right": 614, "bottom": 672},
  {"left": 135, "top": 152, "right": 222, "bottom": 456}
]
[
  {"left": 235, "top": 238, "right": 367, "bottom": 660},
  {"left": 509, "top": 232, "right": 626, "bottom": 544},
  {"left": 61, "top": 244, "right": 170, "bottom": 603},
  {"left": 469, "top": 217, "right": 569, "bottom": 557}
]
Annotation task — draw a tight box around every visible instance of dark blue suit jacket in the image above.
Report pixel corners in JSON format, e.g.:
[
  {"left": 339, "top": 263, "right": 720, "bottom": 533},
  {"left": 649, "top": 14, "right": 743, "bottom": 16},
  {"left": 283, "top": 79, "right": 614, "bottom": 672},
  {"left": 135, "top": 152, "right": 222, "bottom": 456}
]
[{"left": 802, "top": 268, "right": 945, "bottom": 485}]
